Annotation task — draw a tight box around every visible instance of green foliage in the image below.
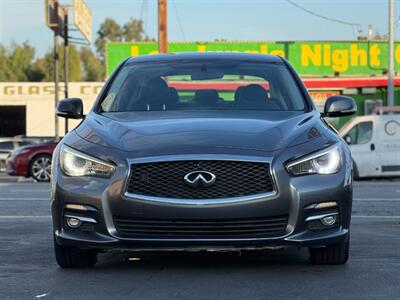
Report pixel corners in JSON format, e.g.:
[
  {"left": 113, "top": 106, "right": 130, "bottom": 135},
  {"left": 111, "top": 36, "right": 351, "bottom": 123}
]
[
  {"left": 0, "top": 42, "right": 36, "bottom": 81},
  {"left": 95, "top": 18, "right": 123, "bottom": 61},
  {"left": 0, "top": 42, "right": 103, "bottom": 82},
  {"left": 0, "top": 45, "right": 9, "bottom": 81},
  {"left": 30, "top": 44, "right": 82, "bottom": 82},
  {"left": 95, "top": 18, "right": 147, "bottom": 60},
  {"left": 30, "top": 54, "right": 50, "bottom": 81},
  {"left": 80, "top": 47, "right": 104, "bottom": 81},
  {"left": 123, "top": 19, "right": 146, "bottom": 42}
]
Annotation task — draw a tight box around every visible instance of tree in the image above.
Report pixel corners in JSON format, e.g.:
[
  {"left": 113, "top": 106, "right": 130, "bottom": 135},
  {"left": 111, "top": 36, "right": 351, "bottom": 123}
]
[
  {"left": 0, "top": 45, "right": 9, "bottom": 81},
  {"left": 62, "top": 45, "right": 82, "bottom": 81},
  {"left": 0, "top": 42, "right": 104, "bottom": 82},
  {"left": 30, "top": 52, "right": 52, "bottom": 81},
  {"left": 95, "top": 18, "right": 148, "bottom": 60},
  {"left": 0, "top": 42, "right": 36, "bottom": 81},
  {"left": 80, "top": 47, "right": 104, "bottom": 81},
  {"left": 0, "top": 18, "right": 149, "bottom": 82},
  {"left": 8, "top": 42, "right": 36, "bottom": 81},
  {"left": 95, "top": 18, "right": 123, "bottom": 60},
  {"left": 32, "top": 44, "right": 82, "bottom": 82},
  {"left": 123, "top": 18, "right": 146, "bottom": 42}
]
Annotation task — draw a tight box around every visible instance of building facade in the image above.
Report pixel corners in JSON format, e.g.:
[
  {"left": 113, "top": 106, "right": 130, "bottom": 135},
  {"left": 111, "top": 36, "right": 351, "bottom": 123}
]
[{"left": 0, "top": 82, "right": 102, "bottom": 137}]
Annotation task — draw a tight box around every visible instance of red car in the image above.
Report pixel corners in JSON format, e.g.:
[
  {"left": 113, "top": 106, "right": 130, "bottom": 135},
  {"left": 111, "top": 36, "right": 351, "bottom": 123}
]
[{"left": 6, "top": 142, "right": 58, "bottom": 182}]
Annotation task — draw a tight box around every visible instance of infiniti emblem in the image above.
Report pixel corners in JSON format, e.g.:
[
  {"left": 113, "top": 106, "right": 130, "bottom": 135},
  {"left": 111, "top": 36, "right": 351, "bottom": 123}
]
[{"left": 184, "top": 171, "right": 216, "bottom": 187}]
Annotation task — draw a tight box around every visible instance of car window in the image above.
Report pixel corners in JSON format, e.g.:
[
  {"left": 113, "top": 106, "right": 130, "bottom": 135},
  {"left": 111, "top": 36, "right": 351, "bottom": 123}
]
[
  {"left": 0, "top": 142, "right": 14, "bottom": 150},
  {"left": 346, "top": 121, "right": 373, "bottom": 145},
  {"left": 19, "top": 141, "right": 33, "bottom": 146},
  {"left": 100, "top": 61, "right": 306, "bottom": 112}
]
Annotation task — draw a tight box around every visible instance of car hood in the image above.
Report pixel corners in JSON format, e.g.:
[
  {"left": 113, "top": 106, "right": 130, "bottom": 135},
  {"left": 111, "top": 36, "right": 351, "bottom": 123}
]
[{"left": 76, "top": 111, "right": 327, "bottom": 155}]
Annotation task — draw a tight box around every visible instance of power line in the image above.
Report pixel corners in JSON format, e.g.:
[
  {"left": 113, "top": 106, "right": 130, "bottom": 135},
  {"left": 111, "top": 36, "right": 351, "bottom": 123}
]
[
  {"left": 286, "top": 0, "right": 361, "bottom": 27},
  {"left": 172, "top": 0, "right": 187, "bottom": 41},
  {"left": 286, "top": 0, "right": 364, "bottom": 36}
]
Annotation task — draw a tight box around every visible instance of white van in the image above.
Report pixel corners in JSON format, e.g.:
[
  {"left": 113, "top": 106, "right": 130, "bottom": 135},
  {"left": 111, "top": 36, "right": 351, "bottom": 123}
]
[{"left": 339, "top": 111, "right": 400, "bottom": 178}]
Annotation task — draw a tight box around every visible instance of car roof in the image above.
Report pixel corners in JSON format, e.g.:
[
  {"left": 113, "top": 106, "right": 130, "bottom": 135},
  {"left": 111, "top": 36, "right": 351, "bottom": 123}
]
[{"left": 125, "top": 52, "right": 283, "bottom": 64}]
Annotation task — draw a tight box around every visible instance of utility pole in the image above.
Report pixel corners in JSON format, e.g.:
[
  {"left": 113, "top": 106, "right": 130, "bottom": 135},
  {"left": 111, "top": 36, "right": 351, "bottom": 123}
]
[
  {"left": 158, "top": 0, "right": 168, "bottom": 53},
  {"left": 53, "top": 1, "right": 60, "bottom": 140},
  {"left": 368, "top": 24, "right": 373, "bottom": 40},
  {"left": 388, "top": 0, "right": 395, "bottom": 107},
  {"left": 63, "top": 8, "right": 69, "bottom": 135},
  {"left": 46, "top": 0, "right": 92, "bottom": 138}
]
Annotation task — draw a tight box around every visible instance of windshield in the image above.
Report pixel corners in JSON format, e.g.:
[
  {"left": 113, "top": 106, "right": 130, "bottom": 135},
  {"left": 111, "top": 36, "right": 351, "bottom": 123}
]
[{"left": 99, "top": 61, "right": 307, "bottom": 112}]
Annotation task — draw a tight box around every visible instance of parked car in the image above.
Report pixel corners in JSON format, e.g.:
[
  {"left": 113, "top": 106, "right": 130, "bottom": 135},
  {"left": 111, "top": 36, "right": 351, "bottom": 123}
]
[
  {"left": 340, "top": 111, "right": 400, "bottom": 178},
  {"left": 0, "top": 137, "right": 36, "bottom": 173},
  {"left": 51, "top": 53, "right": 356, "bottom": 268},
  {"left": 6, "top": 142, "right": 58, "bottom": 182}
]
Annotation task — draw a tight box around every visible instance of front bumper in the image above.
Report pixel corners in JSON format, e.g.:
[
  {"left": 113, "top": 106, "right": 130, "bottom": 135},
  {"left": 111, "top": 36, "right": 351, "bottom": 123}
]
[
  {"left": 54, "top": 227, "right": 349, "bottom": 251},
  {"left": 5, "top": 156, "right": 16, "bottom": 175},
  {"left": 5, "top": 155, "right": 28, "bottom": 177},
  {"left": 51, "top": 151, "right": 352, "bottom": 251}
]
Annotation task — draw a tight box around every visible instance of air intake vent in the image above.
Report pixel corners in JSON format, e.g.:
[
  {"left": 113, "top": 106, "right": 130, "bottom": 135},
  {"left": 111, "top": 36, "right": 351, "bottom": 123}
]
[{"left": 114, "top": 215, "right": 288, "bottom": 238}]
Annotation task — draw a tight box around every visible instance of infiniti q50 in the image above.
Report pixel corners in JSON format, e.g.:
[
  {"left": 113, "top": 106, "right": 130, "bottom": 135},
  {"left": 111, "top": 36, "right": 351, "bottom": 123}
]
[{"left": 52, "top": 53, "right": 356, "bottom": 268}]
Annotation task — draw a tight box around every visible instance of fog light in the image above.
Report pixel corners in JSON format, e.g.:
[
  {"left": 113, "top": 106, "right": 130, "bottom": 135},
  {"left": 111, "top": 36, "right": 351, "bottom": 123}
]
[
  {"left": 321, "top": 215, "right": 337, "bottom": 226},
  {"left": 315, "top": 201, "right": 337, "bottom": 209},
  {"left": 65, "top": 203, "right": 87, "bottom": 211},
  {"left": 66, "top": 217, "right": 82, "bottom": 228}
]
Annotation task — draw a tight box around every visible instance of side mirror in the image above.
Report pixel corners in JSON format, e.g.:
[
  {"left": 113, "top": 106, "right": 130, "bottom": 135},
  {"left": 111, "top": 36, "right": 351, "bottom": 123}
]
[
  {"left": 344, "top": 135, "right": 352, "bottom": 145},
  {"left": 56, "top": 98, "right": 84, "bottom": 119},
  {"left": 324, "top": 96, "right": 357, "bottom": 117}
]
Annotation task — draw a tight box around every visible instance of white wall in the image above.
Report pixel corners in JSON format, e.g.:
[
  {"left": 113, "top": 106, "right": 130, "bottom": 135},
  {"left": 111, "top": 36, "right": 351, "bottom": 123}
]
[{"left": 0, "top": 82, "right": 103, "bottom": 136}]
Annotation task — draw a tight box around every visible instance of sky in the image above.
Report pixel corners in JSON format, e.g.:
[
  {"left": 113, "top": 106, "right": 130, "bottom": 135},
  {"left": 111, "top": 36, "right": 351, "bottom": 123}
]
[{"left": 0, "top": 0, "right": 398, "bottom": 58}]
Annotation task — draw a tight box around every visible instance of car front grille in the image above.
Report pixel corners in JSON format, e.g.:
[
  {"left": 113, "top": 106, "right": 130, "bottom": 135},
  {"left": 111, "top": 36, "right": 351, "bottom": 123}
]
[
  {"left": 126, "top": 160, "right": 274, "bottom": 199},
  {"left": 113, "top": 215, "right": 288, "bottom": 238}
]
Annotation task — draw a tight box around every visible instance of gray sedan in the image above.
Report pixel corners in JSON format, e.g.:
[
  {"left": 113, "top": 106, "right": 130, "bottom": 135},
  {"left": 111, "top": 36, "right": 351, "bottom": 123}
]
[{"left": 51, "top": 52, "right": 356, "bottom": 268}]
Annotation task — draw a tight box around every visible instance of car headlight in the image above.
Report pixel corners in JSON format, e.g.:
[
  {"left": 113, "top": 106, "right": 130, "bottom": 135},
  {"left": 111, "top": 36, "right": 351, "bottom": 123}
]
[
  {"left": 286, "top": 144, "right": 342, "bottom": 175},
  {"left": 60, "top": 145, "right": 115, "bottom": 178}
]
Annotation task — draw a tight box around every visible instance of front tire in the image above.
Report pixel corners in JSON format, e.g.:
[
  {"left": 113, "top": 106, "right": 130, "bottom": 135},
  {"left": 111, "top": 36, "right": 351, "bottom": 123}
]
[
  {"left": 308, "top": 238, "right": 349, "bottom": 265},
  {"left": 54, "top": 238, "right": 98, "bottom": 268},
  {"left": 30, "top": 154, "right": 52, "bottom": 182}
]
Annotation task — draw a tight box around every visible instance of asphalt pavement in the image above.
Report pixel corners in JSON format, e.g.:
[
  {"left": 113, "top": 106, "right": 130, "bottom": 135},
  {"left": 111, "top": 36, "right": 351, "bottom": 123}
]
[{"left": 0, "top": 175, "right": 399, "bottom": 300}]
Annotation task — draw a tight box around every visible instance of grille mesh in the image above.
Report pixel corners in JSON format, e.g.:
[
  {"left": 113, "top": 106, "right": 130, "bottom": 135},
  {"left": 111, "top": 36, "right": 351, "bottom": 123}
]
[
  {"left": 126, "top": 160, "right": 274, "bottom": 199},
  {"left": 114, "top": 215, "right": 288, "bottom": 238}
]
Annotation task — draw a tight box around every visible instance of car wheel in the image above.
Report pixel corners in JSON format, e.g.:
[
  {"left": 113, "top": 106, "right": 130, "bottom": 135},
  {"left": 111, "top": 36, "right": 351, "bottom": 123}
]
[
  {"left": 30, "top": 154, "right": 52, "bottom": 182},
  {"left": 54, "top": 237, "right": 98, "bottom": 268},
  {"left": 308, "top": 238, "right": 349, "bottom": 265}
]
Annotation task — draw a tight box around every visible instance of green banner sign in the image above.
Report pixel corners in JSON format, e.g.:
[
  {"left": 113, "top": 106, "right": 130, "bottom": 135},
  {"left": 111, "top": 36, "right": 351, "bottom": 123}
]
[{"left": 106, "top": 41, "right": 400, "bottom": 76}]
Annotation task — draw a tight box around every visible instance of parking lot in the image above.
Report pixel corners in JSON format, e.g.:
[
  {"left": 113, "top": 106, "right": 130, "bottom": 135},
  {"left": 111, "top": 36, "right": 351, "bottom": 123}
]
[{"left": 0, "top": 176, "right": 399, "bottom": 300}]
